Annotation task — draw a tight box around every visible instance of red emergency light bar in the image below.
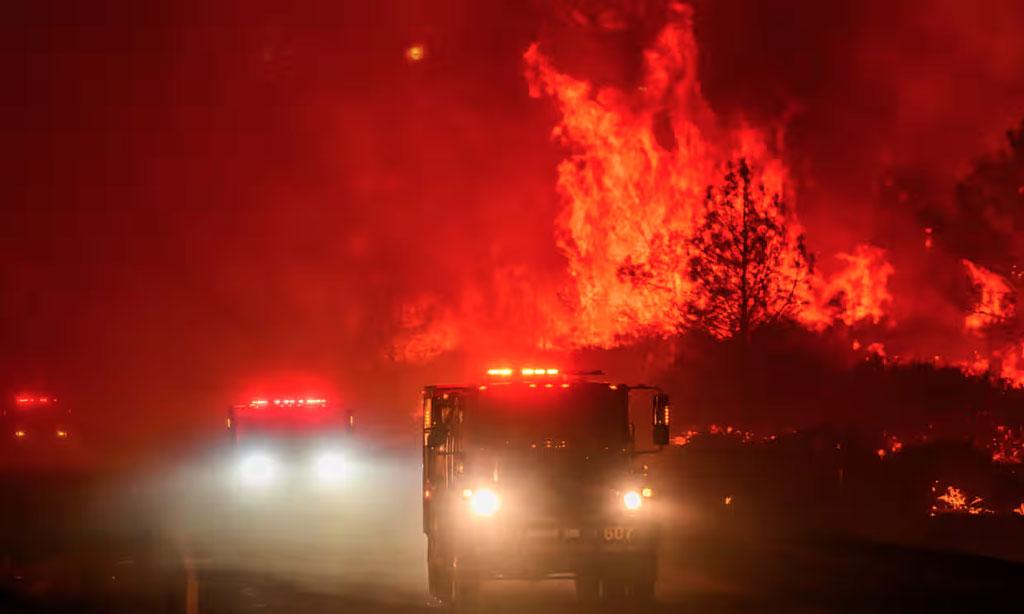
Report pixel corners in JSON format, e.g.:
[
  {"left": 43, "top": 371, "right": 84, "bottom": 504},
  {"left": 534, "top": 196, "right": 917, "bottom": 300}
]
[
  {"left": 14, "top": 396, "right": 56, "bottom": 407},
  {"left": 246, "top": 398, "right": 328, "bottom": 408},
  {"left": 486, "top": 367, "right": 560, "bottom": 377}
]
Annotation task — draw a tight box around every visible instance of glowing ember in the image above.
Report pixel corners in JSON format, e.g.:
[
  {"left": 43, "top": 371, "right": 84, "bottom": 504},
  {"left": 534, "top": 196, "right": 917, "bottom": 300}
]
[
  {"left": 930, "top": 484, "right": 993, "bottom": 516},
  {"left": 671, "top": 429, "right": 699, "bottom": 446},
  {"left": 671, "top": 425, "right": 776, "bottom": 446},
  {"left": 990, "top": 425, "right": 1023, "bottom": 464},
  {"left": 884, "top": 432, "right": 903, "bottom": 453},
  {"left": 876, "top": 433, "right": 903, "bottom": 459},
  {"left": 1014, "top": 503, "right": 1024, "bottom": 516},
  {"left": 708, "top": 423, "right": 757, "bottom": 443}
]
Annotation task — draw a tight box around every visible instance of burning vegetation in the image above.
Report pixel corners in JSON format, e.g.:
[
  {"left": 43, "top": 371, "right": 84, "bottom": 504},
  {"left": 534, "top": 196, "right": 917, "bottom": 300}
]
[
  {"left": 522, "top": 4, "right": 893, "bottom": 348},
  {"left": 389, "top": 1, "right": 1024, "bottom": 528},
  {"left": 396, "top": 2, "right": 1024, "bottom": 383},
  {"left": 963, "top": 259, "right": 1016, "bottom": 333},
  {"left": 930, "top": 485, "right": 993, "bottom": 516}
]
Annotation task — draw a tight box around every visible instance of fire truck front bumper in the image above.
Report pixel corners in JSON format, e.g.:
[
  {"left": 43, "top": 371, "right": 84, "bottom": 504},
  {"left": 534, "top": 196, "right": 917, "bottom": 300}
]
[{"left": 455, "top": 520, "right": 658, "bottom": 579}]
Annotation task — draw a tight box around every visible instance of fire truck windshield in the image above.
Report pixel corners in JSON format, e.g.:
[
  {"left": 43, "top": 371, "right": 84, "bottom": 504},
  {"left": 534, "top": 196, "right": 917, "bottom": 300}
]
[
  {"left": 233, "top": 407, "right": 348, "bottom": 440},
  {"left": 467, "top": 384, "right": 629, "bottom": 450}
]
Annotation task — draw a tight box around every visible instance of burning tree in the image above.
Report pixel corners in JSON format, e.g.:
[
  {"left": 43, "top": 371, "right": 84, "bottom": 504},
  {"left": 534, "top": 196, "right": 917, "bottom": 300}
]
[
  {"left": 686, "top": 158, "right": 813, "bottom": 341},
  {"left": 963, "top": 259, "right": 1017, "bottom": 333}
]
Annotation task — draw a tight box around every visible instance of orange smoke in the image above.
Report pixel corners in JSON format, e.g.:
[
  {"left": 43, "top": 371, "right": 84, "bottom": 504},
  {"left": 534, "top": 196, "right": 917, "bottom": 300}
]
[{"left": 991, "top": 425, "right": 1024, "bottom": 464}]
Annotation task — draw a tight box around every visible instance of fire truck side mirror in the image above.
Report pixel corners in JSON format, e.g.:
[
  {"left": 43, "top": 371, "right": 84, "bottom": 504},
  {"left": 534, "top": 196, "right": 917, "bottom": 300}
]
[{"left": 652, "top": 393, "right": 670, "bottom": 446}]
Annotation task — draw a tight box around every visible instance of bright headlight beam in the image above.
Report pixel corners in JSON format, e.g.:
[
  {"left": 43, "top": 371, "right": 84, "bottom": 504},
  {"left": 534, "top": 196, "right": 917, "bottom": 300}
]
[
  {"left": 623, "top": 490, "right": 643, "bottom": 511},
  {"left": 239, "top": 453, "right": 277, "bottom": 487},
  {"left": 469, "top": 488, "right": 501, "bottom": 517},
  {"left": 314, "top": 451, "right": 346, "bottom": 484}
]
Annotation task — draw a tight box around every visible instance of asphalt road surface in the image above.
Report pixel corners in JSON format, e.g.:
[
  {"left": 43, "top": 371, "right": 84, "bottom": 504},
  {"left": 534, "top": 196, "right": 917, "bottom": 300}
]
[
  {"left": 5, "top": 448, "right": 1024, "bottom": 613},
  {"left": 193, "top": 533, "right": 1024, "bottom": 613}
]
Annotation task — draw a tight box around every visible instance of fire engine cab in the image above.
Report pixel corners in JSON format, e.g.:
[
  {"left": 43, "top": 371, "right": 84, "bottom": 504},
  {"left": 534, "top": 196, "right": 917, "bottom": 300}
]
[
  {"left": 2, "top": 395, "right": 73, "bottom": 452},
  {"left": 227, "top": 397, "right": 355, "bottom": 492},
  {"left": 422, "top": 368, "right": 671, "bottom": 606}
]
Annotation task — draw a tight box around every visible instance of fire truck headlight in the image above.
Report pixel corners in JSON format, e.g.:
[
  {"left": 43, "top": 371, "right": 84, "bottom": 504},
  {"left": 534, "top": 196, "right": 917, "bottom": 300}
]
[
  {"left": 469, "top": 488, "right": 501, "bottom": 517},
  {"left": 314, "top": 451, "right": 346, "bottom": 484},
  {"left": 623, "top": 490, "right": 643, "bottom": 511},
  {"left": 239, "top": 453, "right": 277, "bottom": 487}
]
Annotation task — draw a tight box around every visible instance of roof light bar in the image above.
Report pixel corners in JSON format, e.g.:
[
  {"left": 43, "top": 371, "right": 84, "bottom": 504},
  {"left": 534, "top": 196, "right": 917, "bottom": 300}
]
[
  {"left": 14, "top": 396, "right": 55, "bottom": 406},
  {"left": 486, "top": 367, "right": 560, "bottom": 377},
  {"left": 247, "top": 398, "right": 328, "bottom": 408},
  {"left": 521, "top": 367, "right": 559, "bottom": 376}
]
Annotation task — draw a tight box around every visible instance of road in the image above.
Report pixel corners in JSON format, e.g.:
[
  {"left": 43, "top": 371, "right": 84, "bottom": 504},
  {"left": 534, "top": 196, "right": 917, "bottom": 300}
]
[
  {"left": 4, "top": 447, "right": 1024, "bottom": 613},
  {"left": 193, "top": 532, "right": 1024, "bottom": 613}
]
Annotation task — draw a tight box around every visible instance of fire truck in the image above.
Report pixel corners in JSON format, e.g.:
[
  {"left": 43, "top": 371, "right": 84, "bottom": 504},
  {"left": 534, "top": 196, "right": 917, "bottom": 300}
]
[
  {"left": 421, "top": 368, "right": 671, "bottom": 605},
  {"left": 227, "top": 397, "right": 355, "bottom": 492},
  {"left": 2, "top": 395, "right": 74, "bottom": 454}
]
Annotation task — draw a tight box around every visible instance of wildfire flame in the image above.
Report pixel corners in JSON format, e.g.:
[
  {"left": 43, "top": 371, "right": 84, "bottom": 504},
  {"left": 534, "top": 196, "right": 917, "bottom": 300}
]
[
  {"left": 394, "top": 2, "right": 903, "bottom": 360},
  {"left": 670, "top": 424, "right": 775, "bottom": 446},
  {"left": 804, "top": 245, "right": 895, "bottom": 328},
  {"left": 877, "top": 433, "right": 904, "bottom": 459},
  {"left": 996, "top": 343, "right": 1024, "bottom": 388},
  {"left": 524, "top": 4, "right": 718, "bottom": 346},
  {"left": 523, "top": 3, "right": 896, "bottom": 347},
  {"left": 963, "top": 259, "right": 1015, "bottom": 332}
]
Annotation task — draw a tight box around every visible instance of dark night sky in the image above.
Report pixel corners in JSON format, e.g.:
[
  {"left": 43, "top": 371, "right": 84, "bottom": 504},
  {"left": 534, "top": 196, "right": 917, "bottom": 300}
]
[{"left": 3, "top": 1, "right": 1024, "bottom": 459}]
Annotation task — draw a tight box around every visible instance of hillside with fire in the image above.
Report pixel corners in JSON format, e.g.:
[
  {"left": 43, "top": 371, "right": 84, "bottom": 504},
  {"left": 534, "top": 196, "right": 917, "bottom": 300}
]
[{"left": 390, "top": 2, "right": 1024, "bottom": 542}]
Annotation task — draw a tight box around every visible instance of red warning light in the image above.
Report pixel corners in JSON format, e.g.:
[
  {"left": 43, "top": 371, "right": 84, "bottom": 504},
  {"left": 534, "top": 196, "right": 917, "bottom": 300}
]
[
  {"left": 521, "top": 367, "right": 559, "bottom": 376},
  {"left": 486, "top": 367, "right": 560, "bottom": 377},
  {"left": 14, "top": 396, "right": 56, "bottom": 408},
  {"left": 248, "top": 398, "right": 327, "bottom": 408}
]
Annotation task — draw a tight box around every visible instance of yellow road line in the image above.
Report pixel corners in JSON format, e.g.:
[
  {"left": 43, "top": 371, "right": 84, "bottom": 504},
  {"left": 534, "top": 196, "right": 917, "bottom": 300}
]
[{"left": 182, "top": 553, "right": 198, "bottom": 614}]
